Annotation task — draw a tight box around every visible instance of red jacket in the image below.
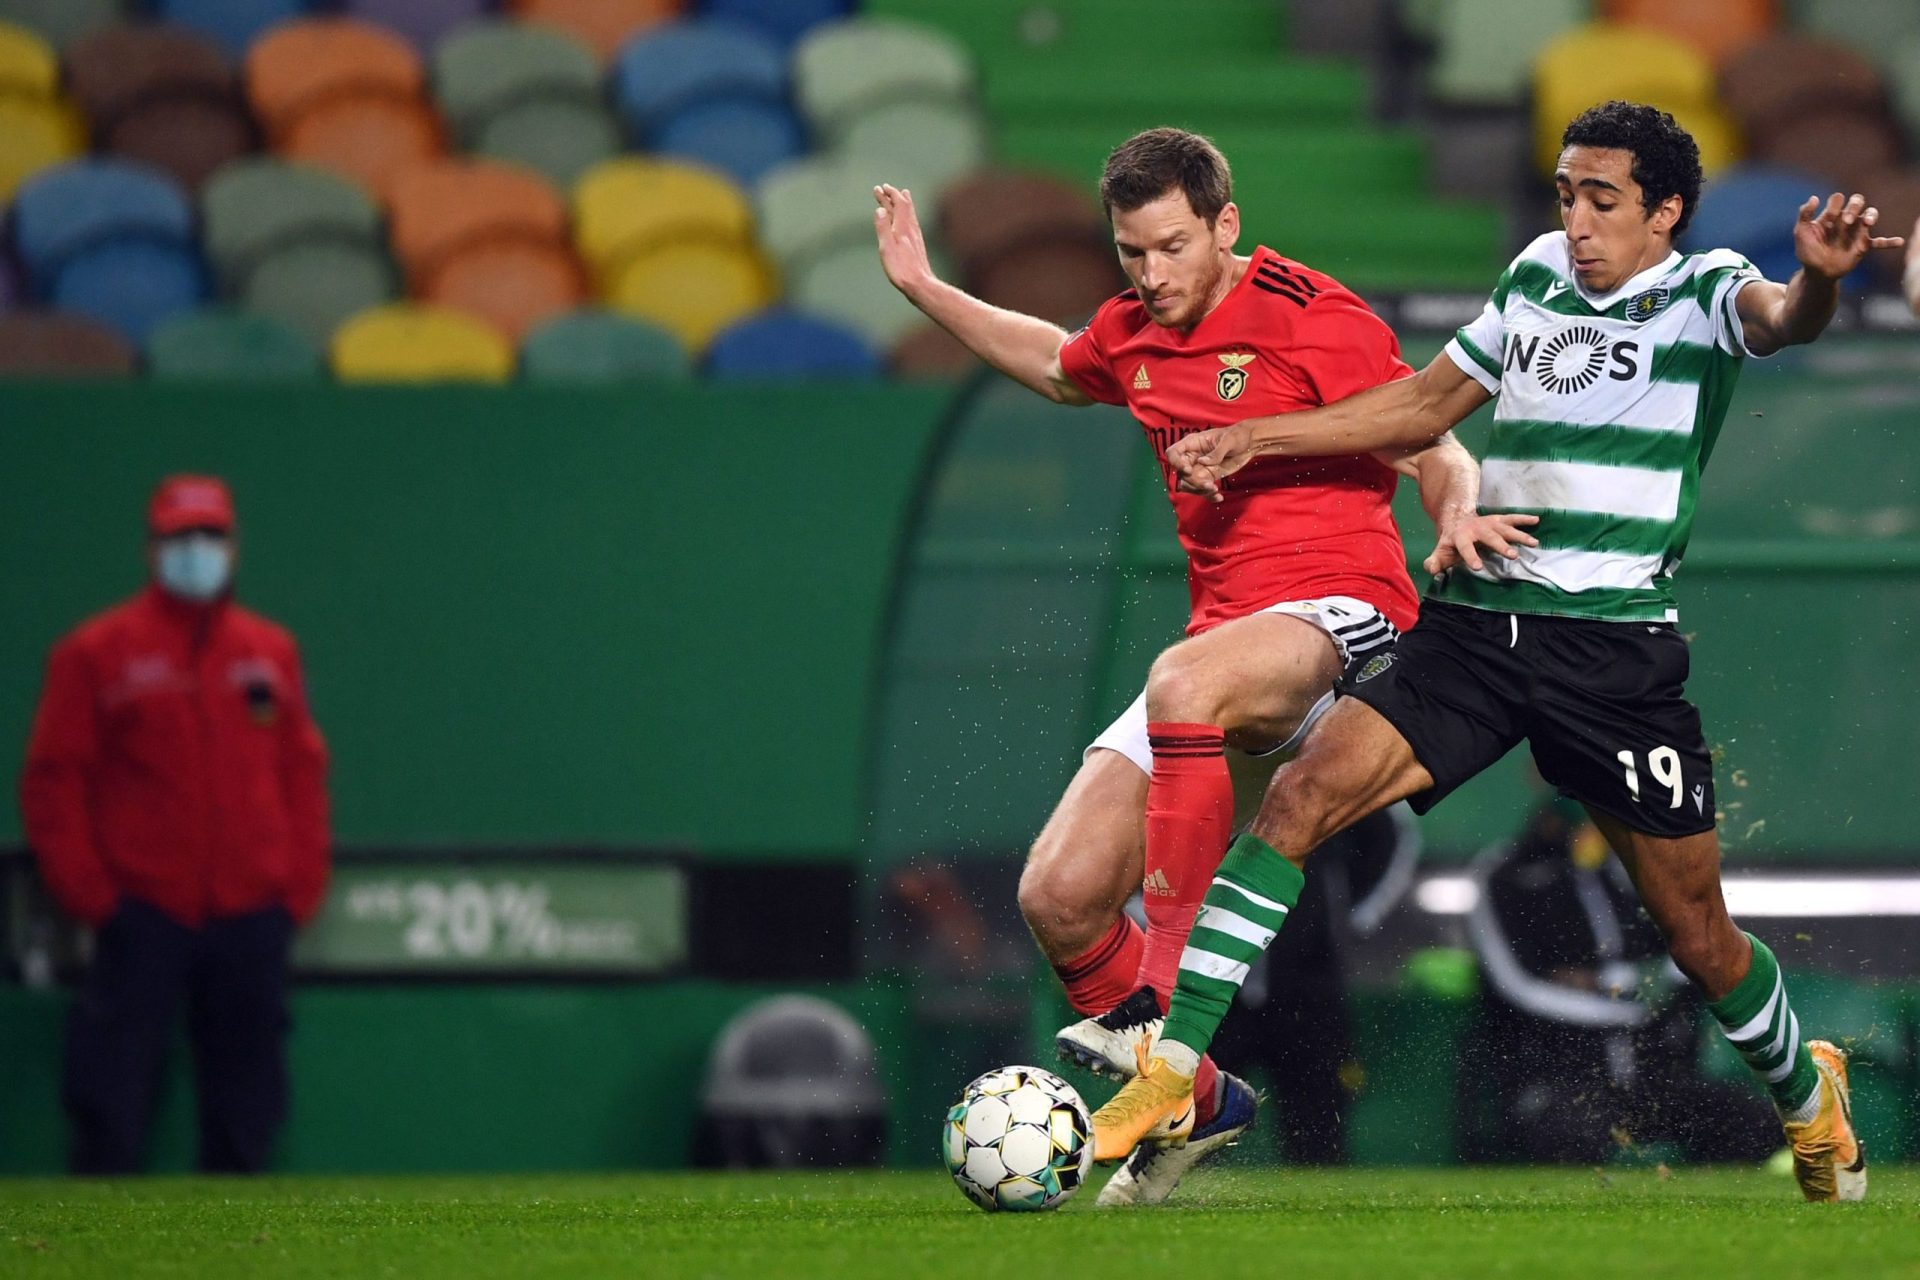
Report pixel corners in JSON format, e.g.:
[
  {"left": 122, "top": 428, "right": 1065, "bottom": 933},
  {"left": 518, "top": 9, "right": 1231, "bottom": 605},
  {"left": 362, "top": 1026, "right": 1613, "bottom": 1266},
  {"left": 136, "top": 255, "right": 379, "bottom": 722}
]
[{"left": 20, "top": 585, "right": 331, "bottom": 927}]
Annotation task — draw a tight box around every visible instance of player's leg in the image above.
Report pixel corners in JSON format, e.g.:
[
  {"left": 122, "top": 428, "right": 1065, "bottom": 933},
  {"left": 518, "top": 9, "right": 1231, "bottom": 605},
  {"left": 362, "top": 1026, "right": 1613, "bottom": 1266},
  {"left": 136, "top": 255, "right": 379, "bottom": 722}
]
[
  {"left": 1132, "top": 607, "right": 1351, "bottom": 1007},
  {"left": 1588, "top": 812, "right": 1864, "bottom": 1202},
  {"left": 1526, "top": 615, "right": 1861, "bottom": 1201}
]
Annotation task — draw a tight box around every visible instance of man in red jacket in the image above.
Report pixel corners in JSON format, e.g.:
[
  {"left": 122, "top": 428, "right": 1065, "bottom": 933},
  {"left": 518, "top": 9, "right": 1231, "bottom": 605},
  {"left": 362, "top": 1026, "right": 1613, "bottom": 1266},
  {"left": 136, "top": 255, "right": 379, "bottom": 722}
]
[{"left": 20, "top": 475, "right": 330, "bottom": 1174}]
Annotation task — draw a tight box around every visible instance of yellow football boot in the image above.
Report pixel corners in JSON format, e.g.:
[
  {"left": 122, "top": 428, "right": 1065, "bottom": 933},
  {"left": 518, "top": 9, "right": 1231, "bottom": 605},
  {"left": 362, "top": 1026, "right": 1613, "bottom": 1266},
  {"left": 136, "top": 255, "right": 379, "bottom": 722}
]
[
  {"left": 1089, "top": 1040, "right": 1196, "bottom": 1163},
  {"left": 1784, "top": 1040, "right": 1867, "bottom": 1203}
]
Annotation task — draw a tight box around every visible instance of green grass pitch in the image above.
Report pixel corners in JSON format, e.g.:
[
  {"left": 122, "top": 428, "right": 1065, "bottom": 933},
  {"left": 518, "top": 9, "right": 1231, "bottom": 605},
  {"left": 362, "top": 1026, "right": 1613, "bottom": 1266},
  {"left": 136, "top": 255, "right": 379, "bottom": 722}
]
[{"left": 3, "top": 1165, "right": 1916, "bottom": 1279}]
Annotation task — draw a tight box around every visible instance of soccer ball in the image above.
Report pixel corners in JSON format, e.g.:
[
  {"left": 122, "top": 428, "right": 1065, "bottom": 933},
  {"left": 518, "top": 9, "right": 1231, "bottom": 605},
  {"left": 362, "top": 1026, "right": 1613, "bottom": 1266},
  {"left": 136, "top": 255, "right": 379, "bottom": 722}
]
[{"left": 942, "top": 1065, "right": 1093, "bottom": 1212}]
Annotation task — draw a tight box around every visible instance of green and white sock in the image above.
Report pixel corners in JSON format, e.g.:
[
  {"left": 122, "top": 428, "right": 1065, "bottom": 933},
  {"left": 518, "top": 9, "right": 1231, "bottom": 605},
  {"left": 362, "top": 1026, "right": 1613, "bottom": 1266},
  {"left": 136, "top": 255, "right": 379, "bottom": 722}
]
[
  {"left": 1157, "top": 833, "right": 1305, "bottom": 1070},
  {"left": 1707, "top": 932, "right": 1821, "bottom": 1125}
]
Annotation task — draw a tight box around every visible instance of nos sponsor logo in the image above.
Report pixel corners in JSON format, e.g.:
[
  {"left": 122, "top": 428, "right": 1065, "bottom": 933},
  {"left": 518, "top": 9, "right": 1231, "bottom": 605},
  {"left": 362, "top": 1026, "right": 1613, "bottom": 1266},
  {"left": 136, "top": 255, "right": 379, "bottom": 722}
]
[{"left": 1504, "top": 324, "right": 1640, "bottom": 394}]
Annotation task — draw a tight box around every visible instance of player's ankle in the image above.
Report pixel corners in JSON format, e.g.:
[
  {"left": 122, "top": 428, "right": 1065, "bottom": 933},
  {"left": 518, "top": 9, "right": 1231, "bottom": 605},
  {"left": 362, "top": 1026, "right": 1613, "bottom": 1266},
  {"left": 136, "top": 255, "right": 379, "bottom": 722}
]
[{"left": 1156, "top": 1039, "right": 1202, "bottom": 1078}]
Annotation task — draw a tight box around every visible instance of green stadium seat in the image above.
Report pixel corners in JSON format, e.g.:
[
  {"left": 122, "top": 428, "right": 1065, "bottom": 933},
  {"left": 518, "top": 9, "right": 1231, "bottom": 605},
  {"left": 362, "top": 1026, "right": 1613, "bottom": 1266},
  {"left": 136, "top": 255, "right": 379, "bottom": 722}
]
[
  {"left": 200, "top": 159, "right": 384, "bottom": 291},
  {"left": 145, "top": 307, "right": 323, "bottom": 380},
  {"left": 791, "top": 17, "right": 974, "bottom": 138},
  {"left": 432, "top": 21, "right": 600, "bottom": 138},
  {"left": 241, "top": 240, "right": 399, "bottom": 348},
  {"left": 756, "top": 155, "right": 900, "bottom": 273},
  {"left": 786, "top": 238, "right": 925, "bottom": 350},
  {"left": 865, "top": 0, "right": 1282, "bottom": 66},
  {"left": 1885, "top": 34, "right": 1920, "bottom": 142},
  {"left": 981, "top": 52, "right": 1367, "bottom": 129},
  {"left": 833, "top": 98, "right": 987, "bottom": 200},
  {"left": 1429, "top": 0, "right": 1591, "bottom": 107},
  {"left": 520, "top": 309, "right": 690, "bottom": 382},
  {"left": 1794, "top": 0, "right": 1920, "bottom": 73},
  {"left": 474, "top": 100, "right": 622, "bottom": 191},
  {"left": 0, "top": 0, "right": 123, "bottom": 51}
]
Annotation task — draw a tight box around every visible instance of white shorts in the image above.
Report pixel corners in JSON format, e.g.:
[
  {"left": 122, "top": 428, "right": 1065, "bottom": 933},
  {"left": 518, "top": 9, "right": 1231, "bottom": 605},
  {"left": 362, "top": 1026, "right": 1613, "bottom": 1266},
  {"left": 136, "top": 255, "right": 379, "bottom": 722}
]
[{"left": 1085, "top": 595, "right": 1401, "bottom": 821}]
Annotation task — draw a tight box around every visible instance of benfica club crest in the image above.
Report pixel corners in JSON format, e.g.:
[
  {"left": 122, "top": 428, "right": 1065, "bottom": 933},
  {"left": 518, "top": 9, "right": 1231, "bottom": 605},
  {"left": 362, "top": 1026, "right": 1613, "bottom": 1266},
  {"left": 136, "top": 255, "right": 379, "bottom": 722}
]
[{"left": 1216, "top": 352, "right": 1254, "bottom": 400}]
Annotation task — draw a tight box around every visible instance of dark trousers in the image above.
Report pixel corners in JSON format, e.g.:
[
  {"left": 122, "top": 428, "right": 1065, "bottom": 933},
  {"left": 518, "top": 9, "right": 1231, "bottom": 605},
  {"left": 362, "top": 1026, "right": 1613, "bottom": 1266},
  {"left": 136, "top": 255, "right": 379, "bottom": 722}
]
[{"left": 63, "top": 899, "right": 294, "bottom": 1175}]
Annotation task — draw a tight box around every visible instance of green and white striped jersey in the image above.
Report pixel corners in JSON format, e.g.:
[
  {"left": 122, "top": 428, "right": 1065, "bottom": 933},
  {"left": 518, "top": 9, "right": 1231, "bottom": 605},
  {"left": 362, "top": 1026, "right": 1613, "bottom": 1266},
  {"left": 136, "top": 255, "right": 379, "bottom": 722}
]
[{"left": 1438, "top": 232, "right": 1766, "bottom": 623}]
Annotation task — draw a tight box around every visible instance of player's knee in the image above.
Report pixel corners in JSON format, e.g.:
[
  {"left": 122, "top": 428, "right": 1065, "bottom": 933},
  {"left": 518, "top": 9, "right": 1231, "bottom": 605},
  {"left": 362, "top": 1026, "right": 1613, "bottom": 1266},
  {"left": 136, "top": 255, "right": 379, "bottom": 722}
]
[
  {"left": 1251, "top": 767, "right": 1341, "bottom": 863},
  {"left": 1016, "top": 848, "right": 1109, "bottom": 956},
  {"left": 1142, "top": 647, "right": 1226, "bottom": 724}
]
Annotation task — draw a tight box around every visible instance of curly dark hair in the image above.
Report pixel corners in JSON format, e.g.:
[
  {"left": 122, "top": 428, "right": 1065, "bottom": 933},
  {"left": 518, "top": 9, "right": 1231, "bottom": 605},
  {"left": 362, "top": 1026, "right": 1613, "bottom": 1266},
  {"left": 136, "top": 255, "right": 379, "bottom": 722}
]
[
  {"left": 1099, "top": 128, "right": 1232, "bottom": 224},
  {"left": 1560, "top": 101, "right": 1702, "bottom": 237}
]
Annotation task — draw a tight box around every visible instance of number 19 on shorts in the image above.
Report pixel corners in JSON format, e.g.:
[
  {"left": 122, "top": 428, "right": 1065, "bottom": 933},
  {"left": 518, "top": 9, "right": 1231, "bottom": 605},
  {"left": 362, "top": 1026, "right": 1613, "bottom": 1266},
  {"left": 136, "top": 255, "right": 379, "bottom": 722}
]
[{"left": 1617, "top": 746, "right": 1684, "bottom": 809}]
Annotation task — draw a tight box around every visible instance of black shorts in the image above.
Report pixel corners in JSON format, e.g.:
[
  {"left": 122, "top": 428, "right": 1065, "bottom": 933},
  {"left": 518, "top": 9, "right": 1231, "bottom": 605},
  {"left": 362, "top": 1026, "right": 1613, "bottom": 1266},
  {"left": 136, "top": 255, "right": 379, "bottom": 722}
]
[{"left": 1338, "top": 600, "right": 1716, "bottom": 838}]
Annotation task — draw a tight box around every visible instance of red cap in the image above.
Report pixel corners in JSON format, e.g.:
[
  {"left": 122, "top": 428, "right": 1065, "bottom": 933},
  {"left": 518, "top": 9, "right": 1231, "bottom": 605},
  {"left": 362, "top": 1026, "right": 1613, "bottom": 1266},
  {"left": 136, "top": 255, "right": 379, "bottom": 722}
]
[{"left": 149, "top": 474, "right": 235, "bottom": 536}]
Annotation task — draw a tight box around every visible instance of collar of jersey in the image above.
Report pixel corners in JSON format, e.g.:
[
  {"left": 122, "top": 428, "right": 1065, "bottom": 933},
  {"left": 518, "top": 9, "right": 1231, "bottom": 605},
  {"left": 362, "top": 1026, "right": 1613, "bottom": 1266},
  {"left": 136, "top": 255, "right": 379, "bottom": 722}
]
[{"left": 1571, "top": 248, "right": 1681, "bottom": 311}]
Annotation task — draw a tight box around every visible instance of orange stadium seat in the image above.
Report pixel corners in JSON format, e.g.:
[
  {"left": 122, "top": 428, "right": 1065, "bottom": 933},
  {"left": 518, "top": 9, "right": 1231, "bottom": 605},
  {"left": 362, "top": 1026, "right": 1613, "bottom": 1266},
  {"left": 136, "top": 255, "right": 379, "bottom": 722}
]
[
  {"left": 387, "top": 159, "right": 569, "bottom": 281},
  {"left": 573, "top": 157, "right": 755, "bottom": 281},
  {"left": 1599, "top": 0, "right": 1775, "bottom": 67},
  {"left": 424, "top": 242, "right": 586, "bottom": 342},
  {"left": 1533, "top": 24, "right": 1740, "bottom": 175},
  {"left": 505, "top": 0, "right": 682, "bottom": 61},
  {"left": 330, "top": 302, "right": 514, "bottom": 382}
]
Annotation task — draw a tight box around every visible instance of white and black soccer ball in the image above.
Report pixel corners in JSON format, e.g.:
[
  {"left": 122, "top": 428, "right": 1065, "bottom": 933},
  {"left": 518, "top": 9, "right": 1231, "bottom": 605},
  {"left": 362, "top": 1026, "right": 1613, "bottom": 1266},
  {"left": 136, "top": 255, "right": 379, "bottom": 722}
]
[{"left": 942, "top": 1065, "right": 1093, "bottom": 1212}]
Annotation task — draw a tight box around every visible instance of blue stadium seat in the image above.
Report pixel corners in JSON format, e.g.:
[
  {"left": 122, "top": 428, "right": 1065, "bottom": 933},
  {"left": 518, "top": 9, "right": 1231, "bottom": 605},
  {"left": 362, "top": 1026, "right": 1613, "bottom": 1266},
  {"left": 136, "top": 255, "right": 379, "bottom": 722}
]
[
  {"left": 49, "top": 238, "right": 207, "bottom": 343},
  {"left": 705, "top": 308, "right": 880, "bottom": 379},
  {"left": 11, "top": 158, "right": 194, "bottom": 291},
  {"left": 652, "top": 96, "right": 804, "bottom": 187},
  {"left": 611, "top": 18, "right": 785, "bottom": 133},
  {"left": 697, "top": 0, "right": 853, "bottom": 47},
  {"left": 155, "top": 0, "right": 313, "bottom": 58},
  {"left": 1685, "top": 164, "right": 1841, "bottom": 293}
]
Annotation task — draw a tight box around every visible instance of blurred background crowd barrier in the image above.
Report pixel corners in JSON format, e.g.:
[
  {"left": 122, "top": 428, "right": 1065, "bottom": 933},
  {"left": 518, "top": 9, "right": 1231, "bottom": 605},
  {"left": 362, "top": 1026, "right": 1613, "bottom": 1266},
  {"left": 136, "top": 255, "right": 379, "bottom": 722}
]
[{"left": 2, "top": 0, "right": 1918, "bottom": 1173}]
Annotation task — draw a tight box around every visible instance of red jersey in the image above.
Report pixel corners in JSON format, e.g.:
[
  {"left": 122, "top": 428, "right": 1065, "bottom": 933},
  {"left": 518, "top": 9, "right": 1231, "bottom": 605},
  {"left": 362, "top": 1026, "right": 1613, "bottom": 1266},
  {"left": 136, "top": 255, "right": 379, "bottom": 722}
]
[{"left": 1058, "top": 245, "right": 1420, "bottom": 634}]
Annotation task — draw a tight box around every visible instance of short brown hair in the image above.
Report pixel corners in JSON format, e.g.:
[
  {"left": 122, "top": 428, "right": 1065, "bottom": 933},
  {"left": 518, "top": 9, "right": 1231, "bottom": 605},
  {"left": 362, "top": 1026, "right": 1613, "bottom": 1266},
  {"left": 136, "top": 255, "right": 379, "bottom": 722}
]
[{"left": 1099, "top": 128, "right": 1232, "bottom": 224}]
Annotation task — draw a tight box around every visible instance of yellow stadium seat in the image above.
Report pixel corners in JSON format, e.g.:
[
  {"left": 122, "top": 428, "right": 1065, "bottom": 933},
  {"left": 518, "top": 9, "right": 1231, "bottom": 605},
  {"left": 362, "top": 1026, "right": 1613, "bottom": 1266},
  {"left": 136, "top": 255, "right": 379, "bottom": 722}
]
[
  {"left": 0, "top": 19, "right": 57, "bottom": 98},
  {"left": 0, "top": 95, "right": 84, "bottom": 200},
  {"left": 1533, "top": 24, "right": 1740, "bottom": 174},
  {"left": 573, "top": 157, "right": 754, "bottom": 279},
  {"left": 603, "top": 239, "right": 774, "bottom": 352},
  {"left": 330, "top": 303, "right": 514, "bottom": 383}
]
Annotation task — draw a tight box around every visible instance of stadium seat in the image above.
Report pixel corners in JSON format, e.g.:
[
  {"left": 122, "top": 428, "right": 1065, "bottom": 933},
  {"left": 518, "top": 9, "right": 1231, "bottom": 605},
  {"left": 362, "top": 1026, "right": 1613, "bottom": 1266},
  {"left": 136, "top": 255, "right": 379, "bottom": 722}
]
[
  {"left": 1793, "top": 0, "right": 1920, "bottom": 74},
  {"left": 610, "top": 19, "right": 786, "bottom": 135},
  {"left": 386, "top": 160, "right": 569, "bottom": 282},
  {"left": 973, "top": 238, "right": 1121, "bottom": 326},
  {"left": 0, "top": 309, "right": 136, "bottom": 375},
  {"left": 505, "top": 0, "right": 680, "bottom": 61},
  {"left": 1598, "top": 0, "right": 1774, "bottom": 67},
  {"left": 146, "top": 306, "right": 323, "bottom": 379},
  {"left": 341, "top": 0, "right": 488, "bottom": 53},
  {"left": 1853, "top": 166, "right": 1920, "bottom": 285},
  {"left": 242, "top": 239, "right": 398, "bottom": 345},
  {"left": 424, "top": 241, "right": 586, "bottom": 342},
  {"left": 0, "top": 92, "right": 84, "bottom": 204},
  {"left": 573, "top": 158, "right": 756, "bottom": 279},
  {"left": 700, "top": 0, "right": 851, "bottom": 47},
  {"left": 602, "top": 238, "right": 775, "bottom": 351},
  {"left": 705, "top": 308, "right": 880, "bottom": 379},
  {"left": 200, "top": 157, "right": 383, "bottom": 289},
  {"left": 888, "top": 322, "right": 979, "bottom": 379},
  {"left": 157, "top": 0, "right": 310, "bottom": 59},
  {"left": 519, "top": 308, "right": 690, "bottom": 381},
  {"left": 0, "top": 0, "right": 123, "bottom": 51},
  {"left": 50, "top": 237, "right": 207, "bottom": 343},
  {"left": 331, "top": 302, "right": 514, "bottom": 382},
  {"left": 1755, "top": 110, "right": 1905, "bottom": 193},
  {"left": 791, "top": 17, "right": 974, "bottom": 139},
  {"left": 936, "top": 169, "right": 1106, "bottom": 281},
  {"left": 833, "top": 97, "right": 986, "bottom": 199},
  {"left": 1893, "top": 35, "right": 1920, "bottom": 142},
  {"left": 755, "top": 155, "right": 938, "bottom": 276},
  {"left": 1428, "top": 0, "right": 1590, "bottom": 108},
  {"left": 0, "top": 18, "right": 57, "bottom": 97},
  {"left": 1683, "top": 164, "right": 1831, "bottom": 287},
  {"left": 650, "top": 96, "right": 804, "bottom": 188},
  {"left": 11, "top": 159, "right": 194, "bottom": 291},
  {"left": 433, "top": 21, "right": 617, "bottom": 188},
  {"left": 247, "top": 18, "right": 442, "bottom": 197},
  {"left": 1532, "top": 24, "right": 1738, "bottom": 174},
  {"left": 66, "top": 24, "right": 253, "bottom": 191},
  {"left": 784, "top": 238, "right": 923, "bottom": 350},
  {"left": 1718, "top": 34, "right": 1886, "bottom": 137}
]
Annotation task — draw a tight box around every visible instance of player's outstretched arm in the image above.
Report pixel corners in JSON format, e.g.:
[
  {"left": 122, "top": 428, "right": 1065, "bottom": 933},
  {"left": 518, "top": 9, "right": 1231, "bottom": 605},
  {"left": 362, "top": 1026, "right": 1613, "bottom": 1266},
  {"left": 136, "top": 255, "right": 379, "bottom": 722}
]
[
  {"left": 874, "top": 183, "right": 1093, "bottom": 405},
  {"left": 1736, "top": 192, "right": 1905, "bottom": 356},
  {"left": 1166, "top": 354, "right": 1489, "bottom": 502},
  {"left": 1378, "top": 435, "right": 1541, "bottom": 574}
]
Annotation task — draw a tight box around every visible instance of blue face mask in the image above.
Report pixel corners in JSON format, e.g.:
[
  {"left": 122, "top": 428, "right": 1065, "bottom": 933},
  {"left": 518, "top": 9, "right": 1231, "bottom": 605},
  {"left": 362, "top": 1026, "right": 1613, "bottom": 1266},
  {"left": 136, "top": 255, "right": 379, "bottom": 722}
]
[{"left": 156, "top": 534, "right": 233, "bottom": 603}]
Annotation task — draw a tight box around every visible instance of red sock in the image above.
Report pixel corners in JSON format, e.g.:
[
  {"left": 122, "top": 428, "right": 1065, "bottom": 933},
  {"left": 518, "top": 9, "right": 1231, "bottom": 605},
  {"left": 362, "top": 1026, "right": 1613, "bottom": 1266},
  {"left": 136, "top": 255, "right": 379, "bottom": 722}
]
[
  {"left": 1136, "top": 722, "right": 1234, "bottom": 998},
  {"left": 1052, "top": 916, "right": 1144, "bottom": 1016}
]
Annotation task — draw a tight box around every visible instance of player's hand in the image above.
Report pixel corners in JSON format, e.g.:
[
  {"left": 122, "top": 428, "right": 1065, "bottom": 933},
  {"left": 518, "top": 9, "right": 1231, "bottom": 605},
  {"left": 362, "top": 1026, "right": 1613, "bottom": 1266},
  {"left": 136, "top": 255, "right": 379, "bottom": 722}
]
[
  {"left": 874, "top": 183, "right": 936, "bottom": 297},
  {"left": 1424, "top": 513, "right": 1540, "bottom": 575},
  {"left": 1792, "top": 192, "right": 1904, "bottom": 281},
  {"left": 1166, "top": 423, "right": 1258, "bottom": 503}
]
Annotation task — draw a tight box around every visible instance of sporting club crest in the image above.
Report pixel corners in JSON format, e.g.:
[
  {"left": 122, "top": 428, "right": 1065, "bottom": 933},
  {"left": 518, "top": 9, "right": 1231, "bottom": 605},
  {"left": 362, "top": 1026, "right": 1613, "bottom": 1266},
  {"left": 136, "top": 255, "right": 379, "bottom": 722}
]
[
  {"left": 1216, "top": 352, "right": 1254, "bottom": 400},
  {"left": 1625, "top": 287, "right": 1669, "bottom": 322},
  {"left": 1353, "top": 651, "right": 1395, "bottom": 683}
]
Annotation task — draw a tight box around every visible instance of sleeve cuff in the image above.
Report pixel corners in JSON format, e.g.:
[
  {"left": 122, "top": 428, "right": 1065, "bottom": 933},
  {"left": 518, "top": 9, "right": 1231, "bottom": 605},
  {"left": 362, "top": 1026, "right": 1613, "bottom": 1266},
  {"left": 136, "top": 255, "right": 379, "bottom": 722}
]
[{"left": 1444, "top": 338, "right": 1501, "bottom": 393}]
